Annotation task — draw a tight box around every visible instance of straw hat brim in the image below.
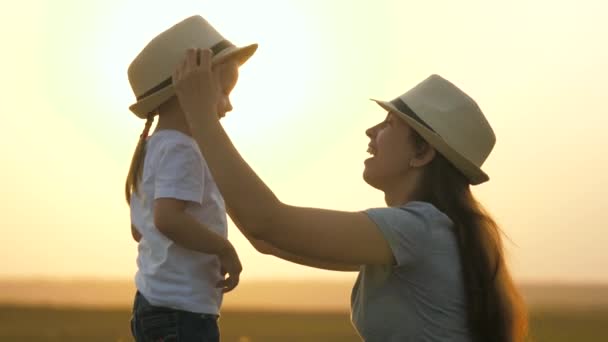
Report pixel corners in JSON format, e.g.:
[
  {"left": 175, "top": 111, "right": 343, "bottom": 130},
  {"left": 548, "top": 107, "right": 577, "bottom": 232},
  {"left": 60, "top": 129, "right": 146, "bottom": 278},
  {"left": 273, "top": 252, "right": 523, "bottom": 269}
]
[
  {"left": 129, "top": 43, "right": 258, "bottom": 118},
  {"left": 372, "top": 99, "right": 489, "bottom": 185}
]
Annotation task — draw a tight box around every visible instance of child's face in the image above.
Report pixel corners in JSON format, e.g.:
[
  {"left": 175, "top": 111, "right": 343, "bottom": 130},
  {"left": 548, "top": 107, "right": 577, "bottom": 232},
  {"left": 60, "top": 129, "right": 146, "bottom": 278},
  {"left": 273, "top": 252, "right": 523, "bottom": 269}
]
[{"left": 215, "top": 60, "right": 239, "bottom": 119}]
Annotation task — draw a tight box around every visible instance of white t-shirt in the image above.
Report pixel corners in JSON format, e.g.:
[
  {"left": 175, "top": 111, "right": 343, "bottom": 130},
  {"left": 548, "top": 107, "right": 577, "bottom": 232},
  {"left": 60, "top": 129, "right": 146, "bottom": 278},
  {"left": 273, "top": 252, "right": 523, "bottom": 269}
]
[{"left": 130, "top": 130, "right": 227, "bottom": 315}]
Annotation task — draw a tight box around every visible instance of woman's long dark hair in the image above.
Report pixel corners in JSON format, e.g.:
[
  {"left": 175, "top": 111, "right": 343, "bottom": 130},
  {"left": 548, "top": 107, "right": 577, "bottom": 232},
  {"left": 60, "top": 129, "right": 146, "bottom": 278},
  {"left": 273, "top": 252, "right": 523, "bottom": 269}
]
[{"left": 412, "top": 133, "right": 528, "bottom": 342}]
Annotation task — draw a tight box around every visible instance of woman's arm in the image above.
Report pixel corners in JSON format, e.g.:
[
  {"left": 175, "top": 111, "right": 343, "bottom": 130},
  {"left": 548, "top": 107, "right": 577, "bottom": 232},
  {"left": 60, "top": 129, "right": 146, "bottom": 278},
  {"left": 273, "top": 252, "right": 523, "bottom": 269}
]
[
  {"left": 252, "top": 238, "right": 360, "bottom": 272},
  {"left": 174, "top": 49, "right": 394, "bottom": 266},
  {"left": 229, "top": 208, "right": 359, "bottom": 272}
]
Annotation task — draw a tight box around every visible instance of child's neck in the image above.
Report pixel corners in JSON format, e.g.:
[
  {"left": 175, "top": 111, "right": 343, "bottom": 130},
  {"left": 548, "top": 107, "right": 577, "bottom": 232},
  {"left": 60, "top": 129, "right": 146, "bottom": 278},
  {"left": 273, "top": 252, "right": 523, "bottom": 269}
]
[{"left": 153, "top": 99, "right": 192, "bottom": 137}]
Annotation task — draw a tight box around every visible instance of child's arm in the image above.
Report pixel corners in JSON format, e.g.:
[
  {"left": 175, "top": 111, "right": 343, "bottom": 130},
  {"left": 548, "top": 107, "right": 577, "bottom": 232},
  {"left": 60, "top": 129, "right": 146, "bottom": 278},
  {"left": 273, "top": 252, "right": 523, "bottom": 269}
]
[
  {"left": 155, "top": 197, "right": 242, "bottom": 292},
  {"left": 154, "top": 198, "right": 228, "bottom": 254},
  {"left": 131, "top": 224, "right": 142, "bottom": 242}
]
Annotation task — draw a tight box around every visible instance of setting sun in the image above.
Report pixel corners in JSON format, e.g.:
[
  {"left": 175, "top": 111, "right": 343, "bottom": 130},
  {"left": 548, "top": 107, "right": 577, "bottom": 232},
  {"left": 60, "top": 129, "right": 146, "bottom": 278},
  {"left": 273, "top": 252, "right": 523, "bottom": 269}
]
[{"left": 1, "top": 0, "right": 607, "bottom": 285}]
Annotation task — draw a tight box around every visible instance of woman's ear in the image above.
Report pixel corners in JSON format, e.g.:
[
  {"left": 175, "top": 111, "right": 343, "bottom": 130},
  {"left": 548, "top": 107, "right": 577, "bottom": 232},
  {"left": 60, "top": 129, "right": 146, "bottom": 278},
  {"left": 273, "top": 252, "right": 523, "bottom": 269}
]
[{"left": 409, "top": 143, "right": 436, "bottom": 168}]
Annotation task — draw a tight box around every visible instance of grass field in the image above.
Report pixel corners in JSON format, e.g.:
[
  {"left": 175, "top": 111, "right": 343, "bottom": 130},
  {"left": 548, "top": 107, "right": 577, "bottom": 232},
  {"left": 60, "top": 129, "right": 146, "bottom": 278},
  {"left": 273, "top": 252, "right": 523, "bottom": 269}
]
[{"left": 0, "top": 305, "right": 607, "bottom": 342}]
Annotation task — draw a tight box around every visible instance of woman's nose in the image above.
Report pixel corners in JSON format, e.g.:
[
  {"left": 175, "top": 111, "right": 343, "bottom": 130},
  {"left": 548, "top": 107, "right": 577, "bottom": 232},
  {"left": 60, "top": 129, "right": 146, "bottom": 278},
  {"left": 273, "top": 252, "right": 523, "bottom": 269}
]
[
  {"left": 366, "top": 125, "right": 376, "bottom": 138},
  {"left": 224, "top": 98, "right": 233, "bottom": 113}
]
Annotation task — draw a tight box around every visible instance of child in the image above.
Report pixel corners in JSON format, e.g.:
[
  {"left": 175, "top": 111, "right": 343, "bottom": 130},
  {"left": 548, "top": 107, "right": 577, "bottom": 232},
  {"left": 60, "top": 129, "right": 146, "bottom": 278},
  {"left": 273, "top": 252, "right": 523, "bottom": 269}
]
[{"left": 125, "top": 15, "right": 257, "bottom": 341}]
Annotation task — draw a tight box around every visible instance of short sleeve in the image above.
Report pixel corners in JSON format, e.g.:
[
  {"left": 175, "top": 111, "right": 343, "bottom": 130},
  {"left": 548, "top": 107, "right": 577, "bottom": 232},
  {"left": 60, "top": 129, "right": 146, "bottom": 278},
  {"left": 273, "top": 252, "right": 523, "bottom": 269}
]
[
  {"left": 154, "top": 141, "right": 204, "bottom": 203},
  {"left": 364, "top": 202, "right": 435, "bottom": 267}
]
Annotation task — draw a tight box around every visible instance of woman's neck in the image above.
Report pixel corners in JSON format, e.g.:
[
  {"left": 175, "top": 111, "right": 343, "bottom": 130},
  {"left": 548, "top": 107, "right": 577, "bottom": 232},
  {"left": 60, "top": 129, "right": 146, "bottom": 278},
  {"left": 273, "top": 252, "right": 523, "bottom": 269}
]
[
  {"left": 384, "top": 188, "right": 412, "bottom": 207},
  {"left": 383, "top": 171, "right": 425, "bottom": 207}
]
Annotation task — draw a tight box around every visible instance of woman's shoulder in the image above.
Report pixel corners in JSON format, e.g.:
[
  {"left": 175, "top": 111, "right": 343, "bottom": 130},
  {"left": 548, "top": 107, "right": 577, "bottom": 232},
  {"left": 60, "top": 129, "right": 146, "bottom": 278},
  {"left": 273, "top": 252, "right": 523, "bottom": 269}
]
[
  {"left": 402, "top": 201, "right": 453, "bottom": 228},
  {"left": 365, "top": 201, "right": 452, "bottom": 233},
  {"left": 368, "top": 201, "right": 447, "bottom": 219},
  {"left": 401, "top": 201, "right": 446, "bottom": 217},
  {"left": 362, "top": 201, "right": 452, "bottom": 267}
]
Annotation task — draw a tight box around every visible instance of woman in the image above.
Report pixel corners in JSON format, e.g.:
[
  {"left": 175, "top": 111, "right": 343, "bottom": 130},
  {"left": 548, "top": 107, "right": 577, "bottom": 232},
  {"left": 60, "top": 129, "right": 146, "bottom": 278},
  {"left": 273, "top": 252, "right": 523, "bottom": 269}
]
[{"left": 173, "top": 49, "right": 528, "bottom": 341}]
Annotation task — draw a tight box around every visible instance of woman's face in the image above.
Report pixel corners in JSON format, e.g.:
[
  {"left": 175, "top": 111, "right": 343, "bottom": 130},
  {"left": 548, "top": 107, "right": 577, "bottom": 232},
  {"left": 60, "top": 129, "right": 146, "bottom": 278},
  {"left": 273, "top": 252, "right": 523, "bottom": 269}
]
[
  {"left": 363, "top": 112, "right": 418, "bottom": 190},
  {"left": 214, "top": 60, "right": 239, "bottom": 118}
]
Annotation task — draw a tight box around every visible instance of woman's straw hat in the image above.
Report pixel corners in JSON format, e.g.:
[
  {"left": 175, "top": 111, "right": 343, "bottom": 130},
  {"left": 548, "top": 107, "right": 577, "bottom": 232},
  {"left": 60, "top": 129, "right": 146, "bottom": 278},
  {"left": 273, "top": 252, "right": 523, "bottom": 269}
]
[{"left": 372, "top": 75, "right": 496, "bottom": 184}]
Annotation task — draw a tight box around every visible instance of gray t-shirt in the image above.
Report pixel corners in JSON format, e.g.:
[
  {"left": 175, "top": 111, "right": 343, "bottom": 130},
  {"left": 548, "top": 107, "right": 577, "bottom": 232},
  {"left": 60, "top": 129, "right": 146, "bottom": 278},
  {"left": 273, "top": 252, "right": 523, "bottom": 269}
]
[{"left": 351, "top": 201, "right": 471, "bottom": 341}]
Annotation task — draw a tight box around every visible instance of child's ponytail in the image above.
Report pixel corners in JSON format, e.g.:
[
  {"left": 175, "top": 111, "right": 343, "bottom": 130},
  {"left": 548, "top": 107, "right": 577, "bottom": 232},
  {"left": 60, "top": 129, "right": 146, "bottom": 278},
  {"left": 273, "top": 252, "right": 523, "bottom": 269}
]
[{"left": 125, "top": 113, "right": 155, "bottom": 204}]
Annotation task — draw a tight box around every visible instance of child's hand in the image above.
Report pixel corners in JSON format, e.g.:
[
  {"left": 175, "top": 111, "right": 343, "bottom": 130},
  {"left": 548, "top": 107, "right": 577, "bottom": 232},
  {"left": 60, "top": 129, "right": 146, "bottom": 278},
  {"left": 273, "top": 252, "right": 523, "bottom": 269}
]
[
  {"left": 216, "top": 241, "right": 242, "bottom": 293},
  {"left": 173, "top": 48, "right": 220, "bottom": 125}
]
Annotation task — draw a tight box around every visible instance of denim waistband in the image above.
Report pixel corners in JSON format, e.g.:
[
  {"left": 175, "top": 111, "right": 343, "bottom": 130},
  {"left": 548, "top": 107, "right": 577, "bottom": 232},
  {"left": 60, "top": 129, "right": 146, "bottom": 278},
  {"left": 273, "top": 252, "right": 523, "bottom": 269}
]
[{"left": 135, "top": 291, "right": 219, "bottom": 320}]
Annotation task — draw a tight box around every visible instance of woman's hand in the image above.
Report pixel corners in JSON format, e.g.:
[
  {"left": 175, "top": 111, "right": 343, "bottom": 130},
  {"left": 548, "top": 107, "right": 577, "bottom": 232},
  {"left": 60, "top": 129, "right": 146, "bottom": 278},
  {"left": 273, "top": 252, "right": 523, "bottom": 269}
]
[{"left": 173, "top": 48, "right": 220, "bottom": 126}]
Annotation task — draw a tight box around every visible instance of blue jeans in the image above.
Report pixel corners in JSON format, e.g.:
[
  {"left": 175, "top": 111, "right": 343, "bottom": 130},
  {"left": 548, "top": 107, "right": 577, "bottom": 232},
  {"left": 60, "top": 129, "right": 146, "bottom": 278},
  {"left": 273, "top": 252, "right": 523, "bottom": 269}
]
[{"left": 131, "top": 292, "right": 220, "bottom": 342}]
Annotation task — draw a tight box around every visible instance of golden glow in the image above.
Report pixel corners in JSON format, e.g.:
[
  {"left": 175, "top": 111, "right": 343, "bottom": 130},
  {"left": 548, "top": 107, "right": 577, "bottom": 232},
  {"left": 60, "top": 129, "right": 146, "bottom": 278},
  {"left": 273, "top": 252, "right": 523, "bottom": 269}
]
[{"left": 1, "top": 0, "right": 607, "bottom": 284}]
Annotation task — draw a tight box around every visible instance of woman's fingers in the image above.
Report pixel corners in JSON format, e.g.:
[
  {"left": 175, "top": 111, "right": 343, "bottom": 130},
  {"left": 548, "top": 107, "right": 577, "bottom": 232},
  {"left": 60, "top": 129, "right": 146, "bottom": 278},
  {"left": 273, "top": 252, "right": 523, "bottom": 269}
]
[
  {"left": 185, "top": 48, "right": 198, "bottom": 72},
  {"left": 173, "top": 48, "right": 214, "bottom": 82},
  {"left": 172, "top": 62, "right": 180, "bottom": 84},
  {"left": 172, "top": 47, "right": 220, "bottom": 121},
  {"left": 199, "top": 49, "right": 213, "bottom": 70}
]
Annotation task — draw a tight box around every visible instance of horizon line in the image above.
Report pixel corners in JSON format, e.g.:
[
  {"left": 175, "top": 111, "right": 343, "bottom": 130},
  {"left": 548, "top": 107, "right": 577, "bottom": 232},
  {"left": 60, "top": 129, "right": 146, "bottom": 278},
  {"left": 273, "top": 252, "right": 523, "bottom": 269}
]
[{"left": 0, "top": 276, "right": 607, "bottom": 287}]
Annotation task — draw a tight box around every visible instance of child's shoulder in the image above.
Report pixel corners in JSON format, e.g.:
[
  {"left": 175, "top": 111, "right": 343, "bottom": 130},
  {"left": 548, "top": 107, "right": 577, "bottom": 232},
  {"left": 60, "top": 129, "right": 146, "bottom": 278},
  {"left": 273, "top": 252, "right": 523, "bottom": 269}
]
[
  {"left": 147, "top": 130, "right": 202, "bottom": 160},
  {"left": 150, "top": 130, "right": 198, "bottom": 149}
]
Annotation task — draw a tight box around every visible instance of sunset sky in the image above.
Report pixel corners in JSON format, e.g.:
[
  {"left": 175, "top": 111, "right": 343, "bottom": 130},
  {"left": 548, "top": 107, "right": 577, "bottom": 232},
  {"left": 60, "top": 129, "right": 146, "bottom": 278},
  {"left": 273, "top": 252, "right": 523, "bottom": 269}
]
[{"left": 1, "top": 0, "right": 606, "bottom": 284}]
